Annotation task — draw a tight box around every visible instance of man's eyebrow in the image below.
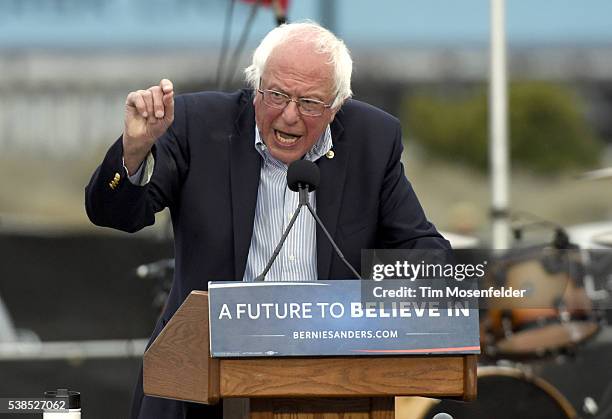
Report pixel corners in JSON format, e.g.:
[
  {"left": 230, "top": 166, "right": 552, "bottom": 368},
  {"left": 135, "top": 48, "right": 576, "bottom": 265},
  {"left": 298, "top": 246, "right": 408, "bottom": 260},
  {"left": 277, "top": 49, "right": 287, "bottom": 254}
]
[
  {"left": 267, "top": 83, "right": 326, "bottom": 101},
  {"left": 300, "top": 96, "right": 324, "bottom": 102},
  {"left": 264, "top": 82, "right": 287, "bottom": 94},
  {"left": 267, "top": 86, "right": 286, "bottom": 94}
]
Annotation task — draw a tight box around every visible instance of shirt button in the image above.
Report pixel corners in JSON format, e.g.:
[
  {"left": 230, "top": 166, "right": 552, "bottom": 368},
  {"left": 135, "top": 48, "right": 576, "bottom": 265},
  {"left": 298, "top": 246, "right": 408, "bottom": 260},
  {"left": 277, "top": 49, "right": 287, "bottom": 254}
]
[{"left": 288, "top": 255, "right": 296, "bottom": 261}]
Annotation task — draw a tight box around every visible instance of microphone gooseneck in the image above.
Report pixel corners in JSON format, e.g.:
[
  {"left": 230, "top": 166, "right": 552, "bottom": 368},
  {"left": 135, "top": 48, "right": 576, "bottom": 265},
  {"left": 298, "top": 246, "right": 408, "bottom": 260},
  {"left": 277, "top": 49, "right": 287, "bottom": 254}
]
[{"left": 254, "top": 160, "right": 361, "bottom": 281}]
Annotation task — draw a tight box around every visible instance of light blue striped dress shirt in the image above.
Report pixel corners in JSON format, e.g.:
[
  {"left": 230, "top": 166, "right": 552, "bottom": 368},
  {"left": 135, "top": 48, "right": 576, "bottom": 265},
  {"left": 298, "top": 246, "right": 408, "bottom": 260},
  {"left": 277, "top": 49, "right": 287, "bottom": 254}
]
[{"left": 242, "top": 125, "right": 333, "bottom": 282}]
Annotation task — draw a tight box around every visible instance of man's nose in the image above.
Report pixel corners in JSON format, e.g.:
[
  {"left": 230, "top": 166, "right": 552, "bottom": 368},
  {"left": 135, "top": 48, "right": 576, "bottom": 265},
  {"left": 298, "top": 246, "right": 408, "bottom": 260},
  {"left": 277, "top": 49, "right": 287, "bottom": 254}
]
[{"left": 281, "top": 100, "right": 300, "bottom": 124}]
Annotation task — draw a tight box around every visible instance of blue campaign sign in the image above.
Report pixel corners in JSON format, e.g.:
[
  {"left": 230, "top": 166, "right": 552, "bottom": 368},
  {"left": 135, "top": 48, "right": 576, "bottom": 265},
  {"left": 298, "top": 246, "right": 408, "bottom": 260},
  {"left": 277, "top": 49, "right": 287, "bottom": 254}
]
[{"left": 208, "top": 280, "right": 480, "bottom": 357}]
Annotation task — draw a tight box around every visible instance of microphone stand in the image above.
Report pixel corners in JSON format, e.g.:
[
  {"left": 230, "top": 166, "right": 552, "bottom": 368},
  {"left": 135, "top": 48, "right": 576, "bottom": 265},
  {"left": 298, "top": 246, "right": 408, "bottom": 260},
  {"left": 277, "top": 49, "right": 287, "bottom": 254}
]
[{"left": 254, "top": 183, "right": 362, "bottom": 281}]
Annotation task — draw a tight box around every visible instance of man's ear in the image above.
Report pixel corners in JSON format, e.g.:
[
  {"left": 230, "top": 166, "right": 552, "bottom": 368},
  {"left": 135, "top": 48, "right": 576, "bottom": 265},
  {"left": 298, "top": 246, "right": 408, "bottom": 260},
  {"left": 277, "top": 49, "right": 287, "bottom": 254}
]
[{"left": 328, "top": 106, "right": 341, "bottom": 124}]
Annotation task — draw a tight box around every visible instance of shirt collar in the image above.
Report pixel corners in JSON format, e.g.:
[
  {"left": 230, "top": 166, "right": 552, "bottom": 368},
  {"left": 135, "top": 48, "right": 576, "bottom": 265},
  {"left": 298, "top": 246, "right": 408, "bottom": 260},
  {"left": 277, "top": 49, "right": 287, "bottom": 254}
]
[{"left": 254, "top": 124, "right": 333, "bottom": 164}]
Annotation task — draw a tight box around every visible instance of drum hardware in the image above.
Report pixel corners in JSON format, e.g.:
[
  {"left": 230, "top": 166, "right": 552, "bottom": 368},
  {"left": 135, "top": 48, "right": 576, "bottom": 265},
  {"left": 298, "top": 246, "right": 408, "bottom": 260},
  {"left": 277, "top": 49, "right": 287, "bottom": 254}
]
[
  {"left": 580, "top": 250, "right": 610, "bottom": 302},
  {"left": 591, "top": 378, "right": 612, "bottom": 419},
  {"left": 583, "top": 396, "right": 598, "bottom": 416},
  {"left": 135, "top": 258, "right": 175, "bottom": 316},
  {"left": 500, "top": 310, "right": 513, "bottom": 339}
]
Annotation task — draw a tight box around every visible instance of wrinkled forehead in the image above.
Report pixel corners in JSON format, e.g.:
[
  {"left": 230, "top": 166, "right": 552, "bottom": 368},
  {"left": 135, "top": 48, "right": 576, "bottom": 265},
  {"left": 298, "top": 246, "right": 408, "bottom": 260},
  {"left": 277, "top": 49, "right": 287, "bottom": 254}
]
[{"left": 263, "top": 40, "right": 335, "bottom": 90}]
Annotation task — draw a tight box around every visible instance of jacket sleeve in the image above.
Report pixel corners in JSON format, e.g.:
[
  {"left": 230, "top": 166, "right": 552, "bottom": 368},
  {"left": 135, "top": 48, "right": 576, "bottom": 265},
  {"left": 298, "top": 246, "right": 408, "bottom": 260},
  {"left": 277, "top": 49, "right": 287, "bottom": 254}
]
[
  {"left": 378, "top": 122, "right": 451, "bottom": 250},
  {"left": 84, "top": 95, "right": 189, "bottom": 233}
]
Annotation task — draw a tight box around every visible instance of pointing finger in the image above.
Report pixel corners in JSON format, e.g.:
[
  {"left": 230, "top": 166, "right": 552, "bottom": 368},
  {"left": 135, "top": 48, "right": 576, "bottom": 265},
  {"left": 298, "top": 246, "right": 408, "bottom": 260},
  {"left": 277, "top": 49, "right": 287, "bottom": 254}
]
[{"left": 160, "top": 78, "right": 173, "bottom": 94}]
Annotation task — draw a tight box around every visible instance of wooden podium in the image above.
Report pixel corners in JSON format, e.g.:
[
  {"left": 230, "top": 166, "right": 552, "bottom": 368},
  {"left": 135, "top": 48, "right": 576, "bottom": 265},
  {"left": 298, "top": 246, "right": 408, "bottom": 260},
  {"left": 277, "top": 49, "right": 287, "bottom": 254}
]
[{"left": 143, "top": 291, "right": 477, "bottom": 418}]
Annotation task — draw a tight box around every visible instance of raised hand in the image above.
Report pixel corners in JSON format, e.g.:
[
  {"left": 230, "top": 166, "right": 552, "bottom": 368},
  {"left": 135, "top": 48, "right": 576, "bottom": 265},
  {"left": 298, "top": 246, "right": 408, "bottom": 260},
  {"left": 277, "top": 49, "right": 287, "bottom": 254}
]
[{"left": 122, "top": 79, "right": 174, "bottom": 174}]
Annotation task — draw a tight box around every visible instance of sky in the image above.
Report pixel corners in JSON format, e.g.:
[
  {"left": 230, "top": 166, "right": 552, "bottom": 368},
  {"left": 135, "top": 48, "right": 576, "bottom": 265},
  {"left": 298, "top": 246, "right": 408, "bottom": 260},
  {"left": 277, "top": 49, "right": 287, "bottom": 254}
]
[{"left": 0, "top": 0, "right": 610, "bottom": 48}]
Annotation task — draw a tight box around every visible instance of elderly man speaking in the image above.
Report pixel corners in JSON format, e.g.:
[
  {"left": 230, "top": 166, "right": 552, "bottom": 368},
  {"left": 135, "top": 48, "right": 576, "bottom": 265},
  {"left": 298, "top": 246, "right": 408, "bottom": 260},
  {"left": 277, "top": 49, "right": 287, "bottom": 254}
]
[{"left": 86, "top": 21, "right": 449, "bottom": 419}]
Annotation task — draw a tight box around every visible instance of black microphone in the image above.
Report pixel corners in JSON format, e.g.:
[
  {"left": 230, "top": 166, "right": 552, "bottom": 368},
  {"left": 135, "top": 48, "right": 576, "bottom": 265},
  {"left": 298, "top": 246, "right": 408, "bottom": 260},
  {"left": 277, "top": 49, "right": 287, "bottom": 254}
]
[
  {"left": 552, "top": 227, "right": 571, "bottom": 249},
  {"left": 287, "top": 159, "right": 320, "bottom": 193},
  {"left": 287, "top": 159, "right": 320, "bottom": 207},
  {"left": 254, "top": 160, "right": 361, "bottom": 281}
]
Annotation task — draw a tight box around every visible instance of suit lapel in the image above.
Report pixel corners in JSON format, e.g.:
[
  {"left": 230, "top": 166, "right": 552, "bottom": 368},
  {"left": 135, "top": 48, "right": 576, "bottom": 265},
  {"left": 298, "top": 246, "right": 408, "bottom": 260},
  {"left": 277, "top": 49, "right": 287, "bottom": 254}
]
[
  {"left": 230, "top": 95, "right": 261, "bottom": 280},
  {"left": 316, "top": 115, "right": 348, "bottom": 279}
]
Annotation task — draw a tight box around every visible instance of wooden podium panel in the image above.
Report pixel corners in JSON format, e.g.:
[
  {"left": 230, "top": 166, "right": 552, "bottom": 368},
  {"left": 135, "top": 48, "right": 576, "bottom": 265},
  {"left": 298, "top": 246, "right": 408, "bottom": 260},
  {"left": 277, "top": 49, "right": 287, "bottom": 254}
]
[
  {"left": 144, "top": 291, "right": 220, "bottom": 404},
  {"left": 221, "top": 356, "right": 473, "bottom": 398},
  {"left": 144, "top": 291, "right": 477, "bottom": 418}
]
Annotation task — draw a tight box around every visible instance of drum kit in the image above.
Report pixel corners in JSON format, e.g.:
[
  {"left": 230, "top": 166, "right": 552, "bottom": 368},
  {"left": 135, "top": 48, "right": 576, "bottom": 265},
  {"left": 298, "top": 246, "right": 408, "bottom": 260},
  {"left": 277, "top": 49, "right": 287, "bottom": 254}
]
[{"left": 399, "top": 218, "right": 612, "bottom": 418}]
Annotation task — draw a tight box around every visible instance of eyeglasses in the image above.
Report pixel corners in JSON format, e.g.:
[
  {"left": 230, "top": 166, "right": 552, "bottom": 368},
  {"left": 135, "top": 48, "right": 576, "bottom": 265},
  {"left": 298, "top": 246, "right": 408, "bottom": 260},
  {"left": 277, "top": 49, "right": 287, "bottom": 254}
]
[{"left": 257, "top": 88, "right": 333, "bottom": 117}]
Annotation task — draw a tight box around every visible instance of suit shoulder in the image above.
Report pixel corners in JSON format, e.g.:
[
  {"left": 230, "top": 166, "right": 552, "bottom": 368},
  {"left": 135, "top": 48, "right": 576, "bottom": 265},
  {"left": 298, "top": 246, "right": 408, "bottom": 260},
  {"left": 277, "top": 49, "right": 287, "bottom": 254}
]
[
  {"left": 334, "top": 99, "right": 402, "bottom": 154},
  {"left": 177, "top": 89, "right": 251, "bottom": 113},
  {"left": 338, "top": 98, "right": 400, "bottom": 127}
]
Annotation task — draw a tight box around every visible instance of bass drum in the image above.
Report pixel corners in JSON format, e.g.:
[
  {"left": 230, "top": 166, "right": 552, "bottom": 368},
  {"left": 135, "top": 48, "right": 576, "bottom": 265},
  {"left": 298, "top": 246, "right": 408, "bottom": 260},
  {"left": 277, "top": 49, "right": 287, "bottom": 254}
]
[{"left": 396, "top": 366, "right": 577, "bottom": 419}]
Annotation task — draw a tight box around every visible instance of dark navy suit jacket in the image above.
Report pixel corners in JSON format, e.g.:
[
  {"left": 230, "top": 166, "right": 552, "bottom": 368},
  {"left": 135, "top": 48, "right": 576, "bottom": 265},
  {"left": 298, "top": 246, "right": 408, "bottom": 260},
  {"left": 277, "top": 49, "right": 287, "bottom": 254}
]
[{"left": 85, "top": 89, "right": 449, "bottom": 419}]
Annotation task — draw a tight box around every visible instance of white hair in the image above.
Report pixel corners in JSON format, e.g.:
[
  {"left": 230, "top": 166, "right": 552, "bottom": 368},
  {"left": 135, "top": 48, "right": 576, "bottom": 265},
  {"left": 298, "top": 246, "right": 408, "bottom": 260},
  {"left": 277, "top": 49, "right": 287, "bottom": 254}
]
[{"left": 244, "top": 21, "right": 353, "bottom": 109}]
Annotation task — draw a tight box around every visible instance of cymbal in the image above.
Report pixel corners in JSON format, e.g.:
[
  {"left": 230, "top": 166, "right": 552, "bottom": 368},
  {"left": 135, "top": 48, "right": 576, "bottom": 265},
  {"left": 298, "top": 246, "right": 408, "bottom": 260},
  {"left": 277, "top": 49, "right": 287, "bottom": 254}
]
[
  {"left": 440, "top": 231, "right": 480, "bottom": 249},
  {"left": 592, "top": 231, "right": 612, "bottom": 247},
  {"left": 567, "top": 222, "right": 612, "bottom": 249},
  {"left": 578, "top": 167, "right": 612, "bottom": 181}
]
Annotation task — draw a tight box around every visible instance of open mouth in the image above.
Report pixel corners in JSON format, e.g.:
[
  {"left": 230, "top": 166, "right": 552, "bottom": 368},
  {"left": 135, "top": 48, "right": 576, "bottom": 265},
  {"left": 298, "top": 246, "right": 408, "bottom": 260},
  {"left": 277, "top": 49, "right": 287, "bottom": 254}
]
[{"left": 274, "top": 129, "right": 301, "bottom": 146}]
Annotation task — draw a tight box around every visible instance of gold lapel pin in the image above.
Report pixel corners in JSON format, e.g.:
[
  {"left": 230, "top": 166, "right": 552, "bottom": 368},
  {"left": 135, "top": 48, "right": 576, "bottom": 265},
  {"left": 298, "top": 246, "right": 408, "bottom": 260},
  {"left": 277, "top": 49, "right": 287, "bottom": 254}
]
[{"left": 325, "top": 150, "right": 335, "bottom": 159}]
